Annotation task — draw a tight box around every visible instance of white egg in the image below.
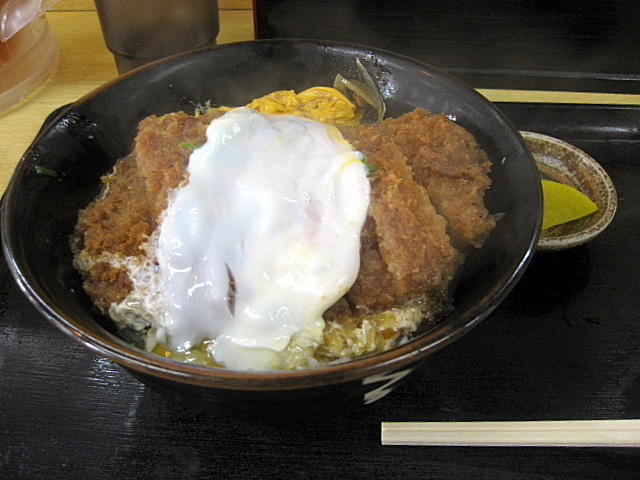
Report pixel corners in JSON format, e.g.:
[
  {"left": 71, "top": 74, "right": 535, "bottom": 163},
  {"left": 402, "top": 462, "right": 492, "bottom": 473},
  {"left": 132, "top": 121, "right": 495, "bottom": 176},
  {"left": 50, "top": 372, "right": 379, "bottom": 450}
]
[{"left": 154, "top": 107, "right": 371, "bottom": 370}]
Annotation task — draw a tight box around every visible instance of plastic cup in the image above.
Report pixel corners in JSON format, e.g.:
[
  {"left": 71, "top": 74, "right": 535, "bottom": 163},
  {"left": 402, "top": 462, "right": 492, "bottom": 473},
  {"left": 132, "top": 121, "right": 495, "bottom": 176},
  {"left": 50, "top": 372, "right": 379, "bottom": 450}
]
[
  {"left": 0, "top": 1, "right": 59, "bottom": 112},
  {"left": 94, "top": 0, "right": 219, "bottom": 74}
]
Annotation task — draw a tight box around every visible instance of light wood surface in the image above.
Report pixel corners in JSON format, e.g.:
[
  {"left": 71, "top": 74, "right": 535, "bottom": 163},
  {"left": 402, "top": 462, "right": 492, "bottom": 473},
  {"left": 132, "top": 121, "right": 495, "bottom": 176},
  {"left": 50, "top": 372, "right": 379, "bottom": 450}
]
[
  {"left": 1, "top": 0, "right": 640, "bottom": 196},
  {"left": 381, "top": 420, "right": 640, "bottom": 447}
]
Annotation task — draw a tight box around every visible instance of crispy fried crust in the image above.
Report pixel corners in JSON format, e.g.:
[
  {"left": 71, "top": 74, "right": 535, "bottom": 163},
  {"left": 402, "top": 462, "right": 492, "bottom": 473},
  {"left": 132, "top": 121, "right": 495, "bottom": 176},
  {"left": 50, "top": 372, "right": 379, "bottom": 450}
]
[
  {"left": 336, "top": 123, "right": 463, "bottom": 313},
  {"left": 376, "top": 109, "right": 496, "bottom": 249},
  {"left": 72, "top": 108, "right": 494, "bottom": 326}
]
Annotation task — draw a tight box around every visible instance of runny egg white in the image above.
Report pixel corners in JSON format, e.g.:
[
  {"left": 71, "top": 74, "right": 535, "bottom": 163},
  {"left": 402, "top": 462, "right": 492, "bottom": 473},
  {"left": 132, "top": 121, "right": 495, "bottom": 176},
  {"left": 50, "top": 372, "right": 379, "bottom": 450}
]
[{"left": 139, "top": 107, "right": 370, "bottom": 371}]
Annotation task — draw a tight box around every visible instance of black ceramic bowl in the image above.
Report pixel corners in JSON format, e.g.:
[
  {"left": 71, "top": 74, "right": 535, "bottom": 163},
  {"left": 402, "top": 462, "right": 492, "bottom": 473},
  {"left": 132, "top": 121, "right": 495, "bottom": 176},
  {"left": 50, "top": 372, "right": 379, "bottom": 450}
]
[{"left": 1, "top": 40, "right": 541, "bottom": 415}]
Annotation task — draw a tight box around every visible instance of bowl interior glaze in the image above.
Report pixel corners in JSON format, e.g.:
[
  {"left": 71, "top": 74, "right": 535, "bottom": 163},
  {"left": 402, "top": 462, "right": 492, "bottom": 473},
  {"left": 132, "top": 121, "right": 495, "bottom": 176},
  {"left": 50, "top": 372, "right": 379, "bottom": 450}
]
[{"left": 1, "top": 40, "right": 541, "bottom": 397}]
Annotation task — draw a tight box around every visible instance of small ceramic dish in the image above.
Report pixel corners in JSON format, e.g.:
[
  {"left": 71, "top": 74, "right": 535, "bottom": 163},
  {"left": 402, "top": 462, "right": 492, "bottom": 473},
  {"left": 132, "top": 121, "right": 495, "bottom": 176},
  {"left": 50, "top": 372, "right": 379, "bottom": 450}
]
[{"left": 520, "top": 131, "right": 617, "bottom": 251}]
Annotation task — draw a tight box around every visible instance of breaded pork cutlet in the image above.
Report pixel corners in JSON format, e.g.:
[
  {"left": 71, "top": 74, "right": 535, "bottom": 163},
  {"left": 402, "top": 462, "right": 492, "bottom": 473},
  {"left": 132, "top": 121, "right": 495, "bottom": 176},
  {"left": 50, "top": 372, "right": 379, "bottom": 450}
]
[
  {"left": 72, "top": 107, "right": 495, "bottom": 366},
  {"left": 376, "top": 109, "right": 496, "bottom": 249}
]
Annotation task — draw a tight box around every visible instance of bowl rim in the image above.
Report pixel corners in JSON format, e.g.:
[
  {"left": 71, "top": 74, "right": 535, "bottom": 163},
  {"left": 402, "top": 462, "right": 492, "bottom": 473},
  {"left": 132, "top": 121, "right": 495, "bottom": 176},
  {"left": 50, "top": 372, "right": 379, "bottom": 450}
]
[{"left": 1, "top": 39, "right": 541, "bottom": 390}]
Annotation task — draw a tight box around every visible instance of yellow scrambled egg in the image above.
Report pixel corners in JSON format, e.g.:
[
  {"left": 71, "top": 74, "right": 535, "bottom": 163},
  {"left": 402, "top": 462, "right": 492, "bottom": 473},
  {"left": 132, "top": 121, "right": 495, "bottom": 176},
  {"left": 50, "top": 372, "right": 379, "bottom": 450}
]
[{"left": 246, "top": 86, "right": 362, "bottom": 125}]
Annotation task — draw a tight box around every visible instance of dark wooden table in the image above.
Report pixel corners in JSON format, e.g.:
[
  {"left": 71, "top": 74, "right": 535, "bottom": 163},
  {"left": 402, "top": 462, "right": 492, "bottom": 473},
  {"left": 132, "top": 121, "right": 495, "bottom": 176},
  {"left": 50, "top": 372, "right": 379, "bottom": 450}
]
[
  {"left": 255, "top": 0, "right": 640, "bottom": 94},
  {"left": 2, "top": 102, "right": 640, "bottom": 478}
]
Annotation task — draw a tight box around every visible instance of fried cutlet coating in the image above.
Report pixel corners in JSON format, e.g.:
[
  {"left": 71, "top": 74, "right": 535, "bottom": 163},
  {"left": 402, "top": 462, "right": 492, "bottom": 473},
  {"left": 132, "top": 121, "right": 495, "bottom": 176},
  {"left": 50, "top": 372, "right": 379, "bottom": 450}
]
[
  {"left": 135, "top": 109, "right": 224, "bottom": 219},
  {"left": 376, "top": 109, "right": 496, "bottom": 249},
  {"left": 73, "top": 107, "right": 494, "bottom": 325},
  {"left": 71, "top": 153, "right": 152, "bottom": 310},
  {"left": 72, "top": 111, "right": 221, "bottom": 310},
  {"left": 335, "top": 125, "right": 462, "bottom": 312}
]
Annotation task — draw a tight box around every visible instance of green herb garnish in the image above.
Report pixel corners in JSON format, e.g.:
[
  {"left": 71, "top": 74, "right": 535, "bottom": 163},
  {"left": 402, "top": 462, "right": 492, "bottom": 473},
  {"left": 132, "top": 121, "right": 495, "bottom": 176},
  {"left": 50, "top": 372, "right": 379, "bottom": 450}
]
[
  {"left": 362, "top": 155, "right": 377, "bottom": 177},
  {"left": 34, "top": 166, "right": 58, "bottom": 177},
  {"left": 180, "top": 141, "right": 203, "bottom": 150}
]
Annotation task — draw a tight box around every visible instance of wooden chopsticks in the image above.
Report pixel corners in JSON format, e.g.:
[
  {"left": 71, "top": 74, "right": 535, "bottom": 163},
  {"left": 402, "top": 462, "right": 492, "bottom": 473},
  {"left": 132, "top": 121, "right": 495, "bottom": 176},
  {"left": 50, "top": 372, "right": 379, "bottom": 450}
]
[{"left": 381, "top": 420, "right": 640, "bottom": 447}]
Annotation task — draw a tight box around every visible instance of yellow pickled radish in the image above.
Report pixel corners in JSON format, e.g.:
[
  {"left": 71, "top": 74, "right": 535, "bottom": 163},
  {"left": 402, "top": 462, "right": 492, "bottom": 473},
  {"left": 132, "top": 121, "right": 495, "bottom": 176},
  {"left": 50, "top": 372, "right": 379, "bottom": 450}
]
[{"left": 541, "top": 179, "right": 598, "bottom": 230}]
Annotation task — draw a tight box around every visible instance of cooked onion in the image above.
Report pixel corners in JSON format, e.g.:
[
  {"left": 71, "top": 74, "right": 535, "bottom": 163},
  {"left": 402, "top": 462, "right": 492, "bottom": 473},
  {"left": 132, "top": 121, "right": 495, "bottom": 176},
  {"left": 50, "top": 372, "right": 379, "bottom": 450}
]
[{"left": 333, "top": 59, "right": 386, "bottom": 123}]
